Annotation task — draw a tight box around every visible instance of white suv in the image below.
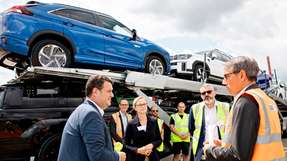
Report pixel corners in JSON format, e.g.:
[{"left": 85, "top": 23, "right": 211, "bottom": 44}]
[
  {"left": 277, "top": 81, "right": 287, "bottom": 100},
  {"left": 170, "top": 49, "right": 232, "bottom": 82}
]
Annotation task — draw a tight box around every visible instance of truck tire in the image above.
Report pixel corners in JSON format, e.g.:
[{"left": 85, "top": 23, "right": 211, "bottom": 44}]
[
  {"left": 31, "top": 39, "right": 71, "bottom": 68},
  {"left": 36, "top": 134, "right": 61, "bottom": 161}
]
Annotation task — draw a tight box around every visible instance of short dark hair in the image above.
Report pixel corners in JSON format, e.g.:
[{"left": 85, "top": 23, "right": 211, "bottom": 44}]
[
  {"left": 85, "top": 75, "right": 113, "bottom": 97},
  {"left": 119, "top": 99, "right": 128, "bottom": 104}
]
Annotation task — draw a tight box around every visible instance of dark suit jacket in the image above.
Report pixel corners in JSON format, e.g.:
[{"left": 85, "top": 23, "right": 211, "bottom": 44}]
[
  {"left": 57, "top": 99, "right": 119, "bottom": 161},
  {"left": 206, "top": 84, "right": 260, "bottom": 161},
  {"left": 124, "top": 115, "right": 162, "bottom": 161}
]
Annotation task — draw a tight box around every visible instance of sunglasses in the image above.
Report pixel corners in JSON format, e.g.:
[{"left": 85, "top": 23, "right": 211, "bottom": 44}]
[
  {"left": 151, "top": 110, "right": 158, "bottom": 112},
  {"left": 200, "top": 90, "right": 212, "bottom": 95}
]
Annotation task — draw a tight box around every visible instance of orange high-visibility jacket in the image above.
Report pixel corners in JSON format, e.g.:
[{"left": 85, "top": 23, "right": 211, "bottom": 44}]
[
  {"left": 224, "top": 88, "right": 285, "bottom": 161},
  {"left": 112, "top": 112, "right": 132, "bottom": 139}
]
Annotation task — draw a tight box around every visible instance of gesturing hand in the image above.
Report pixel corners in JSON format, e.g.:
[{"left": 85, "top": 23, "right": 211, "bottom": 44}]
[{"left": 118, "top": 152, "right": 126, "bottom": 161}]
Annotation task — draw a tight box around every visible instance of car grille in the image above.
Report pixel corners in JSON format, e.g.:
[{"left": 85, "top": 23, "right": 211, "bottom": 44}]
[{"left": 181, "top": 62, "right": 186, "bottom": 71}]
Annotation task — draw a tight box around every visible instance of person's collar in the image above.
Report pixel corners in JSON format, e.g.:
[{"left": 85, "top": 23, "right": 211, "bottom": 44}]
[
  {"left": 204, "top": 100, "right": 217, "bottom": 109},
  {"left": 234, "top": 83, "right": 255, "bottom": 102},
  {"left": 86, "top": 97, "right": 104, "bottom": 116},
  {"left": 119, "top": 111, "right": 127, "bottom": 117}
]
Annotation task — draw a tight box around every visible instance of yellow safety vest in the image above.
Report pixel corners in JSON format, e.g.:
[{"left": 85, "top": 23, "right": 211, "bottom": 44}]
[
  {"left": 191, "top": 101, "right": 230, "bottom": 155},
  {"left": 156, "top": 118, "right": 164, "bottom": 152},
  {"left": 170, "top": 113, "right": 190, "bottom": 142},
  {"left": 223, "top": 88, "right": 285, "bottom": 161},
  {"left": 112, "top": 112, "right": 132, "bottom": 143}
]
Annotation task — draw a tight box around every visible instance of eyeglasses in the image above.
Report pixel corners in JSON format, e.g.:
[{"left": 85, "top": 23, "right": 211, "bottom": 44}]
[
  {"left": 136, "top": 103, "right": 147, "bottom": 107},
  {"left": 120, "top": 104, "right": 129, "bottom": 106},
  {"left": 223, "top": 71, "right": 238, "bottom": 80},
  {"left": 151, "top": 110, "right": 158, "bottom": 112},
  {"left": 200, "top": 90, "right": 212, "bottom": 95}
]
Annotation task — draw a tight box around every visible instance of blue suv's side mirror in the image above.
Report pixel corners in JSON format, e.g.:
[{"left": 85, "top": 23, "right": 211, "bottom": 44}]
[{"left": 131, "top": 29, "right": 138, "bottom": 40}]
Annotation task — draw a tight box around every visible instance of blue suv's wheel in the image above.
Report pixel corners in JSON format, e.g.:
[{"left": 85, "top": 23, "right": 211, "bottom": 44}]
[
  {"left": 31, "top": 39, "right": 71, "bottom": 67},
  {"left": 145, "top": 55, "right": 165, "bottom": 75}
]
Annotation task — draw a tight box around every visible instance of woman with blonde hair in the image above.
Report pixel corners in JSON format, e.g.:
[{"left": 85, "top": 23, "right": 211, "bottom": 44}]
[{"left": 123, "top": 96, "right": 162, "bottom": 161}]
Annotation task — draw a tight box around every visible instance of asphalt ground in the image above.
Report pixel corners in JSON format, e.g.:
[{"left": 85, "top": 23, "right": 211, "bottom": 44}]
[
  {"left": 161, "top": 138, "right": 287, "bottom": 161},
  {"left": 28, "top": 139, "right": 287, "bottom": 161}
]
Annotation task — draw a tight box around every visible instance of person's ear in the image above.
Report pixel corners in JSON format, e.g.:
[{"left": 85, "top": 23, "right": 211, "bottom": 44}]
[
  {"left": 241, "top": 70, "right": 249, "bottom": 81},
  {"left": 238, "top": 70, "right": 244, "bottom": 81},
  {"left": 92, "top": 88, "right": 99, "bottom": 95}
]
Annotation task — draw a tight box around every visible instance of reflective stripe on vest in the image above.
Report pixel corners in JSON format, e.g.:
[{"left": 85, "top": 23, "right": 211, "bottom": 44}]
[
  {"left": 223, "top": 88, "right": 285, "bottom": 161},
  {"left": 191, "top": 101, "right": 230, "bottom": 155},
  {"left": 156, "top": 118, "right": 164, "bottom": 152},
  {"left": 170, "top": 113, "right": 190, "bottom": 142},
  {"left": 112, "top": 112, "right": 132, "bottom": 144}
]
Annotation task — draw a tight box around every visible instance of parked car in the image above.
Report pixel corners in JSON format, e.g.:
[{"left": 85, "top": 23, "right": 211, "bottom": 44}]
[
  {"left": 0, "top": 78, "right": 85, "bottom": 161},
  {"left": 277, "top": 81, "right": 287, "bottom": 100},
  {"left": 0, "top": 1, "right": 170, "bottom": 75},
  {"left": 0, "top": 74, "right": 178, "bottom": 161},
  {"left": 170, "top": 49, "right": 232, "bottom": 82},
  {"left": 256, "top": 70, "right": 272, "bottom": 90},
  {"left": 0, "top": 75, "right": 138, "bottom": 161}
]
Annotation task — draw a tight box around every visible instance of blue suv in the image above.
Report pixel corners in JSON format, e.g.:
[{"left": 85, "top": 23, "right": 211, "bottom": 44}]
[{"left": 0, "top": 1, "right": 170, "bottom": 75}]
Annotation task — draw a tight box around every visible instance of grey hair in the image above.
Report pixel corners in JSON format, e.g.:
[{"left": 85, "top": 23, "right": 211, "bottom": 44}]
[
  {"left": 225, "top": 56, "right": 259, "bottom": 81},
  {"left": 132, "top": 96, "right": 146, "bottom": 109}
]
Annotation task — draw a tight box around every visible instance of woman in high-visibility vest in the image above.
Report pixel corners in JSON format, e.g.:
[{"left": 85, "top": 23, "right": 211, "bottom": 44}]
[{"left": 204, "top": 56, "right": 285, "bottom": 161}]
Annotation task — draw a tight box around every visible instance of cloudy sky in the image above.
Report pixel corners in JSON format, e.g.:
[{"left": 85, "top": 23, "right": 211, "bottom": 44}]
[{"left": 0, "top": 0, "right": 286, "bottom": 85}]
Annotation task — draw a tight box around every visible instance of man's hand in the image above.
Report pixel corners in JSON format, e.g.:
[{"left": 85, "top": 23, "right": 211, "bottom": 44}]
[
  {"left": 213, "top": 139, "right": 222, "bottom": 146},
  {"left": 118, "top": 151, "right": 126, "bottom": 161},
  {"left": 204, "top": 139, "right": 222, "bottom": 147},
  {"left": 202, "top": 139, "right": 222, "bottom": 158},
  {"left": 180, "top": 133, "right": 189, "bottom": 140}
]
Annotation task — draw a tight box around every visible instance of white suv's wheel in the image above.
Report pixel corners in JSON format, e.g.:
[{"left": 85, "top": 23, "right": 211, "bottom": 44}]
[{"left": 193, "top": 64, "right": 208, "bottom": 82}]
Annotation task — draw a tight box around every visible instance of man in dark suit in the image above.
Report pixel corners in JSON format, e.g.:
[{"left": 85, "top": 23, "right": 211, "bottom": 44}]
[
  {"left": 58, "top": 75, "right": 126, "bottom": 161},
  {"left": 204, "top": 56, "right": 285, "bottom": 161}
]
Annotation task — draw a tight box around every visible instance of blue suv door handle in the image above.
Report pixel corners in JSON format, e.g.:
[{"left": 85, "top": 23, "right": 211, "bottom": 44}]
[{"left": 63, "top": 21, "right": 74, "bottom": 27}]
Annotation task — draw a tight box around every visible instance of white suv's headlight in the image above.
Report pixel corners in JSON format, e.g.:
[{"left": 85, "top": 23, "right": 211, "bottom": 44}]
[{"left": 170, "top": 54, "right": 192, "bottom": 60}]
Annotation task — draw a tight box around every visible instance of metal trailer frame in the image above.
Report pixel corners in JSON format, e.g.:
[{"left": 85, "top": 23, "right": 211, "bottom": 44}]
[{"left": 10, "top": 66, "right": 287, "bottom": 130}]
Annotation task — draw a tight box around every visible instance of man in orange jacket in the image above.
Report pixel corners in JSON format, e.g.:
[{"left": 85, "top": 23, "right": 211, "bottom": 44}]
[
  {"left": 110, "top": 99, "right": 132, "bottom": 144},
  {"left": 204, "top": 56, "right": 285, "bottom": 161}
]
